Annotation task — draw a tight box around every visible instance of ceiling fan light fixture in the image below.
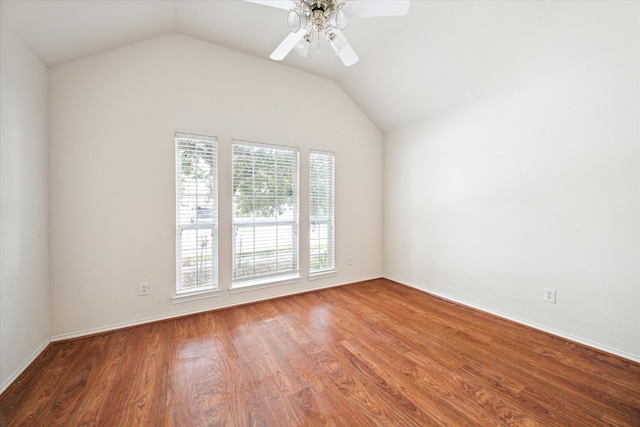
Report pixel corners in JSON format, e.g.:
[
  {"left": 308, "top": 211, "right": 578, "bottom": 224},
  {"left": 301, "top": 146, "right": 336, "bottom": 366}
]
[
  {"left": 294, "top": 33, "right": 312, "bottom": 57},
  {"left": 287, "top": 10, "right": 304, "bottom": 32},
  {"left": 327, "top": 32, "right": 347, "bottom": 55},
  {"left": 333, "top": 7, "right": 349, "bottom": 30}
]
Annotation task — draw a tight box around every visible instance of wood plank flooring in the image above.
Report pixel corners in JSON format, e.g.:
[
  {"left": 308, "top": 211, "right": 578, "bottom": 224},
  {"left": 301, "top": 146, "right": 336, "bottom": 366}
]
[{"left": 1, "top": 279, "right": 639, "bottom": 426}]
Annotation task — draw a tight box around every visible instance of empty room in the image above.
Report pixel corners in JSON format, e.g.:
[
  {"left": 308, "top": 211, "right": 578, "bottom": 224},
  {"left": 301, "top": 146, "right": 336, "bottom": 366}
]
[{"left": 1, "top": 0, "right": 639, "bottom": 425}]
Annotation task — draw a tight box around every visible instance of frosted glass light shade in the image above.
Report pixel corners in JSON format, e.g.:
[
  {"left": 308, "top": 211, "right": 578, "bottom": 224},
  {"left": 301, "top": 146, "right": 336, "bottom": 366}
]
[
  {"left": 287, "top": 10, "right": 303, "bottom": 32},
  {"left": 335, "top": 8, "right": 349, "bottom": 30},
  {"left": 294, "top": 36, "right": 311, "bottom": 57}
]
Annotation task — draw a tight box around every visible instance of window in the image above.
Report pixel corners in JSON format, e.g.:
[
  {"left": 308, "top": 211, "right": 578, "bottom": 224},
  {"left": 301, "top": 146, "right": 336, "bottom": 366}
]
[
  {"left": 232, "top": 140, "right": 299, "bottom": 288},
  {"left": 309, "top": 150, "right": 335, "bottom": 274},
  {"left": 175, "top": 133, "right": 217, "bottom": 295}
]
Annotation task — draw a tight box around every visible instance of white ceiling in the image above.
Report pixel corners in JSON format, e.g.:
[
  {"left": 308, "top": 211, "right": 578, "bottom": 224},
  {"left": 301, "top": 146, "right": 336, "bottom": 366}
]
[{"left": 1, "top": 0, "right": 636, "bottom": 133}]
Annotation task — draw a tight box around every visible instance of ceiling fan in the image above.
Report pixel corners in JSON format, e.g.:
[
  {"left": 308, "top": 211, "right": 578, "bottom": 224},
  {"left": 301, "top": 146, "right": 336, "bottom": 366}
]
[{"left": 243, "top": 0, "right": 410, "bottom": 66}]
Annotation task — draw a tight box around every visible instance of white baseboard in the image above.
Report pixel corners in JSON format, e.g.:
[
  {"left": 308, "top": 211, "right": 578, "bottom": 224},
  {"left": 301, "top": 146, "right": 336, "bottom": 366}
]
[
  {"left": 1, "top": 338, "right": 50, "bottom": 395},
  {"left": 51, "top": 275, "right": 381, "bottom": 343},
  {"left": 385, "top": 275, "right": 640, "bottom": 364}
]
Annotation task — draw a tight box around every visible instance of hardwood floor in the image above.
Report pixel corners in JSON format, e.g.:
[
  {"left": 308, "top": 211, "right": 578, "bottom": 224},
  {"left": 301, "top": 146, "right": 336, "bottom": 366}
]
[{"left": 1, "top": 279, "right": 639, "bottom": 426}]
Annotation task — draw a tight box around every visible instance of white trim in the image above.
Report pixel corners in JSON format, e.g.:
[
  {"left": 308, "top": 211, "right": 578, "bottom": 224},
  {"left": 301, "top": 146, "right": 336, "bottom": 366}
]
[
  {"left": 229, "top": 274, "right": 303, "bottom": 294},
  {"left": 50, "top": 275, "right": 381, "bottom": 343},
  {"left": 172, "top": 288, "right": 222, "bottom": 304},
  {"left": 308, "top": 269, "right": 337, "bottom": 281},
  {"left": 385, "top": 275, "right": 640, "bottom": 364},
  {"left": 1, "top": 338, "right": 50, "bottom": 395}
]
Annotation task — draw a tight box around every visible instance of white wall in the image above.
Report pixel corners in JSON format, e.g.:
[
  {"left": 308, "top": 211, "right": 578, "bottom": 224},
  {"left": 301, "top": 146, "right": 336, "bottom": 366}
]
[
  {"left": 384, "top": 28, "right": 640, "bottom": 360},
  {"left": 49, "top": 34, "right": 383, "bottom": 338},
  {"left": 0, "top": 28, "right": 51, "bottom": 392}
]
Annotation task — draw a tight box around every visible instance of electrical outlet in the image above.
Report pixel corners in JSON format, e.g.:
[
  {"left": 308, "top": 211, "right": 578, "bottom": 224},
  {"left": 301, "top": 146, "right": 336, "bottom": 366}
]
[
  {"left": 347, "top": 256, "right": 352, "bottom": 265},
  {"left": 543, "top": 288, "right": 556, "bottom": 304},
  {"left": 139, "top": 282, "right": 150, "bottom": 296}
]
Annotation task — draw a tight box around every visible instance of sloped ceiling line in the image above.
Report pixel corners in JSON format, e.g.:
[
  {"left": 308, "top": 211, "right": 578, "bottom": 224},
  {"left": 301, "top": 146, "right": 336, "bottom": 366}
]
[{"left": 1, "top": 0, "right": 635, "bottom": 134}]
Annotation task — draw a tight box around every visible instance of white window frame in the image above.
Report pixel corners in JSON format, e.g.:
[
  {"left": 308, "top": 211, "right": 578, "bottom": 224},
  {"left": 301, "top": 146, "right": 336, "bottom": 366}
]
[
  {"left": 309, "top": 149, "right": 336, "bottom": 278},
  {"left": 173, "top": 133, "right": 220, "bottom": 302},
  {"left": 231, "top": 140, "right": 301, "bottom": 292}
]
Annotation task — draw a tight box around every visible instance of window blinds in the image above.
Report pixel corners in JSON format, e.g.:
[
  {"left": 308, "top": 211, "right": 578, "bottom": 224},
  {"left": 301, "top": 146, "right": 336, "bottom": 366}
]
[
  {"left": 175, "top": 133, "right": 218, "bottom": 293},
  {"left": 310, "top": 150, "right": 335, "bottom": 273},
  {"left": 232, "top": 140, "right": 299, "bottom": 283}
]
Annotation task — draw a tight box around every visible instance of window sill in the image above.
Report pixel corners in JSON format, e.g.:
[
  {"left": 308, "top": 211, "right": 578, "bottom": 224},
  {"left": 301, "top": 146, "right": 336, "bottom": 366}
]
[
  {"left": 172, "top": 288, "right": 222, "bottom": 304},
  {"left": 229, "top": 274, "right": 302, "bottom": 294},
  {"left": 308, "top": 269, "right": 337, "bottom": 281}
]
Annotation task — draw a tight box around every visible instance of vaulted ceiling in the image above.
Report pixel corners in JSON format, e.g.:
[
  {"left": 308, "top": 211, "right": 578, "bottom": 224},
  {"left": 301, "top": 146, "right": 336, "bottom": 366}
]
[{"left": 1, "top": 0, "right": 635, "bottom": 133}]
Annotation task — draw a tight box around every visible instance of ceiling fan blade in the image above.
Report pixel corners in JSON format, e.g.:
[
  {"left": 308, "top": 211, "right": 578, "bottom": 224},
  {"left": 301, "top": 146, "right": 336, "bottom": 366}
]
[
  {"left": 242, "top": 0, "right": 295, "bottom": 11},
  {"left": 270, "top": 29, "right": 306, "bottom": 60},
  {"left": 334, "top": 29, "right": 359, "bottom": 66},
  {"left": 346, "top": 0, "right": 410, "bottom": 18}
]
